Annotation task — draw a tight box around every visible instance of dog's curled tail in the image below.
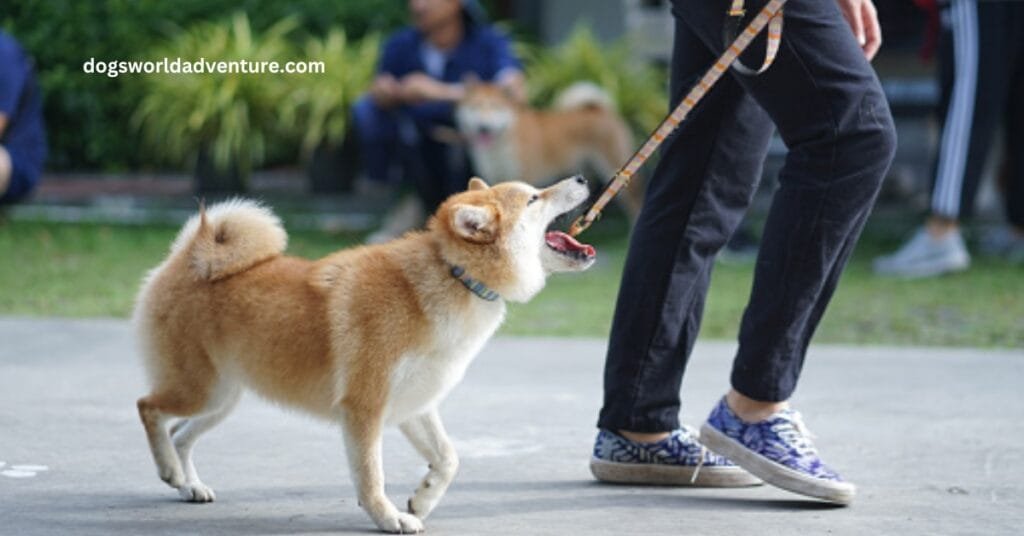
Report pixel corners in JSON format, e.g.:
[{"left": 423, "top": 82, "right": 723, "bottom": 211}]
[
  {"left": 171, "top": 198, "right": 288, "bottom": 281},
  {"left": 553, "top": 81, "right": 616, "bottom": 111}
]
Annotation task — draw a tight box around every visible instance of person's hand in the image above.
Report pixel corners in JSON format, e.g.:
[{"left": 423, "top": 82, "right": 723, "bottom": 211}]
[
  {"left": 369, "top": 74, "right": 402, "bottom": 108},
  {"left": 399, "top": 73, "right": 464, "bottom": 103},
  {"left": 398, "top": 73, "right": 439, "bottom": 102},
  {"left": 837, "top": 0, "right": 882, "bottom": 60}
]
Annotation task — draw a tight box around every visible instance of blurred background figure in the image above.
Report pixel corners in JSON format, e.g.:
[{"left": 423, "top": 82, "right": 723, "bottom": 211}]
[
  {"left": 874, "top": 0, "right": 1024, "bottom": 277},
  {"left": 353, "top": 0, "right": 525, "bottom": 243},
  {"left": 0, "top": 29, "right": 47, "bottom": 206}
]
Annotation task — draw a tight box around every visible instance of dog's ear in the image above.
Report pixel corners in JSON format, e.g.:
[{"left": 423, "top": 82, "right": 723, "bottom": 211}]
[
  {"left": 451, "top": 203, "right": 498, "bottom": 244},
  {"left": 467, "top": 177, "right": 489, "bottom": 191}
]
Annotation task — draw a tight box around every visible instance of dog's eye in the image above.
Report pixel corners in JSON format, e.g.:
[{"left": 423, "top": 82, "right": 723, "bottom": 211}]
[{"left": 527, "top": 194, "right": 539, "bottom": 205}]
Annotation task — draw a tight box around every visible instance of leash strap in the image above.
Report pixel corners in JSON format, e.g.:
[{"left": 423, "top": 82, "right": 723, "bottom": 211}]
[
  {"left": 726, "top": 0, "right": 784, "bottom": 75},
  {"left": 568, "top": 0, "right": 786, "bottom": 237}
]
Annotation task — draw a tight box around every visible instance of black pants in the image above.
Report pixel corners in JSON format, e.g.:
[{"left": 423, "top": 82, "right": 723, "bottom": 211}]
[
  {"left": 930, "top": 0, "right": 1024, "bottom": 226},
  {"left": 597, "top": 0, "right": 897, "bottom": 433},
  {"left": 352, "top": 96, "right": 472, "bottom": 214}
]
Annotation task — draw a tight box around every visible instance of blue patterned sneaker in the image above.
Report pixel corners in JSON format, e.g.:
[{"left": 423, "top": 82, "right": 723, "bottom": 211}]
[
  {"left": 590, "top": 426, "right": 761, "bottom": 487},
  {"left": 700, "top": 398, "right": 856, "bottom": 504}
]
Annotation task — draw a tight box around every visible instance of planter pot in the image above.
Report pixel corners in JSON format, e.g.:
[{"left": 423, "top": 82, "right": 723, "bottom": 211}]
[
  {"left": 194, "top": 146, "right": 246, "bottom": 194},
  {"left": 308, "top": 133, "right": 359, "bottom": 194}
]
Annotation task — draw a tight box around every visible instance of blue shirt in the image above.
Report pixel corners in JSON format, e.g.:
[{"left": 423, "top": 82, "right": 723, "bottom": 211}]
[
  {"left": 377, "top": 24, "right": 521, "bottom": 124},
  {"left": 0, "top": 30, "right": 47, "bottom": 202}
]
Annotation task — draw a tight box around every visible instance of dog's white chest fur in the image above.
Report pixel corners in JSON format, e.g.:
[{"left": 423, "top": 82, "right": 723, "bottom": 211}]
[{"left": 384, "top": 300, "right": 505, "bottom": 424}]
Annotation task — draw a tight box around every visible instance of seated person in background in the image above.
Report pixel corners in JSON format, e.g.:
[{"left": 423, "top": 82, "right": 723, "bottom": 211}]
[
  {"left": 0, "top": 29, "right": 46, "bottom": 205},
  {"left": 353, "top": 0, "right": 524, "bottom": 243}
]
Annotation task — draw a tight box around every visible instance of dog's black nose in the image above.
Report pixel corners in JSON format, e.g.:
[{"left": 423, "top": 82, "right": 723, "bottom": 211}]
[{"left": 574, "top": 175, "right": 587, "bottom": 186}]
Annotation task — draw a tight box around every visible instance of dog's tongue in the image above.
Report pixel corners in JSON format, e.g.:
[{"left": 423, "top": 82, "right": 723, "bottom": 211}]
[
  {"left": 476, "top": 132, "right": 495, "bottom": 146},
  {"left": 546, "top": 231, "right": 596, "bottom": 258}
]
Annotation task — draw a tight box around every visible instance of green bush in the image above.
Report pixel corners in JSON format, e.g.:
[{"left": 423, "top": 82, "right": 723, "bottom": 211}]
[
  {"left": 2, "top": 0, "right": 406, "bottom": 171},
  {"left": 522, "top": 25, "right": 667, "bottom": 137},
  {"left": 279, "top": 29, "right": 380, "bottom": 159},
  {"left": 133, "top": 13, "right": 298, "bottom": 180}
]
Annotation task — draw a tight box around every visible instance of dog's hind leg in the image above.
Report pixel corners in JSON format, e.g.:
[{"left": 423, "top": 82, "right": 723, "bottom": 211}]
[
  {"left": 136, "top": 346, "right": 219, "bottom": 495},
  {"left": 137, "top": 394, "right": 188, "bottom": 489},
  {"left": 341, "top": 410, "right": 424, "bottom": 534},
  {"left": 170, "top": 381, "right": 242, "bottom": 502},
  {"left": 400, "top": 409, "right": 458, "bottom": 520}
]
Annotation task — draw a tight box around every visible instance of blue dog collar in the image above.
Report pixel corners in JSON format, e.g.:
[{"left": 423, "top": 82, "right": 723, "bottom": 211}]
[{"left": 450, "top": 265, "right": 500, "bottom": 302}]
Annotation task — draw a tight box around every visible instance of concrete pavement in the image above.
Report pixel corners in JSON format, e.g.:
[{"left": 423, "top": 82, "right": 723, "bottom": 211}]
[{"left": 1, "top": 317, "right": 1021, "bottom": 535}]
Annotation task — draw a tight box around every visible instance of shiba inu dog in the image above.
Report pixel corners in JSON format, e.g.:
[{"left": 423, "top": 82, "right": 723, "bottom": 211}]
[
  {"left": 455, "top": 81, "right": 644, "bottom": 218},
  {"left": 134, "top": 176, "right": 596, "bottom": 533}
]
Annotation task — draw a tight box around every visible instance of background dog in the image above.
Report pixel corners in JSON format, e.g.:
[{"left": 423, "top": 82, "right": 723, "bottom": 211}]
[
  {"left": 134, "top": 177, "right": 595, "bottom": 533},
  {"left": 455, "top": 80, "right": 644, "bottom": 219}
]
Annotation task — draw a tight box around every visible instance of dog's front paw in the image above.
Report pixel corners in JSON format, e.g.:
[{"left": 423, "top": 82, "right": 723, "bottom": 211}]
[
  {"left": 376, "top": 512, "right": 424, "bottom": 534},
  {"left": 407, "top": 493, "right": 439, "bottom": 520},
  {"left": 159, "top": 467, "right": 185, "bottom": 489},
  {"left": 178, "top": 482, "right": 216, "bottom": 503}
]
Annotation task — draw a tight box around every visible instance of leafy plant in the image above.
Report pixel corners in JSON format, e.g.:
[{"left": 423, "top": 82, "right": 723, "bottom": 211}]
[
  {"left": 132, "top": 13, "right": 298, "bottom": 181},
  {"left": 521, "top": 25, "right": 667, "bottom": 137},
  {"left": 3, "top": 0, "right": 408, "bottom": 171},
  {"left": 280, "top": 28, "right": 380, "bottom": 159}
]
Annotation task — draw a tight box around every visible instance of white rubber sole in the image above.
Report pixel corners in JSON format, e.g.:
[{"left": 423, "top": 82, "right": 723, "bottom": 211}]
[
  {"left": 873, "top": 253, "right": 970, "bottom": 279},
  {"left": 699, "top": 424, "right": 856, "bottom": 505},
  {"left": 590, "top": 457, "right": 762, "bottom": 487}
]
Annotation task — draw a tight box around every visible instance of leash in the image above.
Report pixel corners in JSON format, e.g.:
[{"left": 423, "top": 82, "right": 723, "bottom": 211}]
[{"left": 568, "top": 0, "right": 786, "bottom": 237}]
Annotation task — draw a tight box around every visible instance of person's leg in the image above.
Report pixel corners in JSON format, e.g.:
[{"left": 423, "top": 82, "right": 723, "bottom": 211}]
[
  {"left": 413, "top": 124, "right": 471, "bottom": 214},
  {"left": 875, "top": 0, "right": 1010, "bottom": 277},
  {"left": 934, "top": 1, "right": 1009, "bottom": 223},
  {"left": 352, "top": 95, "right": 400, "bottom": 184},
  {"left": 596, "top": 5, "right": 774, "bottom": 437},
  {"left": 360, "top": 102, "right": 429, "bottom": 245},
  {"left": 1004, "top": 4, "right": 1024, "bottom": 230},
  {"left": 717, "top": 1, "right": 896, "bottom": 404},
  {"left": 1001, "top": 9, "right": 1024, "bottom": 261},
  {"left": 674, "top": 0, "right": 895, "bottom": 505},
  {"left": 366, "top": 113, "right": 468, "bottom": 244},
  {"left": 925, "top": 0, "right": 965, "bottom": 235}
]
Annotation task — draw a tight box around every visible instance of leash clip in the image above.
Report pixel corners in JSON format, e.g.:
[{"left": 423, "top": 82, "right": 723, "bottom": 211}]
[{"left": 728, "top": 0, "right": 746, "bottom": 17}]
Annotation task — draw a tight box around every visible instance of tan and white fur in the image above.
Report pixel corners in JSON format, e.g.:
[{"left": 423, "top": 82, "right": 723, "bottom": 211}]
[
  {"left": 134, "top": 177, "right": 594, "bottom": 533},
  {"left": 455, "top": 81, "right": 643, "bottom": 218}
]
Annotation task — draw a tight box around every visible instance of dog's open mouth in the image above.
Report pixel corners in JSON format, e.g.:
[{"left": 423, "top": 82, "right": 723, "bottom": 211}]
[
  {"left": 545, "top": 230, "right": 596, "bottom": 261},
  {"left": 475, "top": 131, "right": 495, "bottom": 146}
]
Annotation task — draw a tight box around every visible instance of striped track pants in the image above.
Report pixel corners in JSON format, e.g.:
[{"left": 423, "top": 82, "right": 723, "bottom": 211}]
[{"left": 931, "top": 0, "right": 1024, "bottom": 225}]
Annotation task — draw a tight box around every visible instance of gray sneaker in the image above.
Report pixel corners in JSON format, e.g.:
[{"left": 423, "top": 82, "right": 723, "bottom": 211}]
[
  {"left": 873, "top": 227, "right": 970, "bottom": 278},
  {"left": 979, "top": 226, "right": 1024, "bottom": 264}
]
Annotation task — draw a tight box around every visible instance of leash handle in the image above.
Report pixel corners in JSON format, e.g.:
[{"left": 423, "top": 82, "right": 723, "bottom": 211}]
[
  {"left": 727, "top": 0, "right": 784, "bottom": 75},
  {"left": 568, "top": 0, "right": 787, "bottom": 237}
]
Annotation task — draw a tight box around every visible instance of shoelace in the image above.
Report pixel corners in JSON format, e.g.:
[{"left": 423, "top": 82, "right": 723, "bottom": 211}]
[
  {"left": 678, "top": 425, "right": 709, "bottom": 484},
  {"left": 770, "top": 411, "right": 818, "bottom": 457}
]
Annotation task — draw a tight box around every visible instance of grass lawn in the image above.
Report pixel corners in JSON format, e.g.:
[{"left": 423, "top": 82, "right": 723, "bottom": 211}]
[{"left": 1, "top": 215, "right": 1021, "bottom": 347}]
